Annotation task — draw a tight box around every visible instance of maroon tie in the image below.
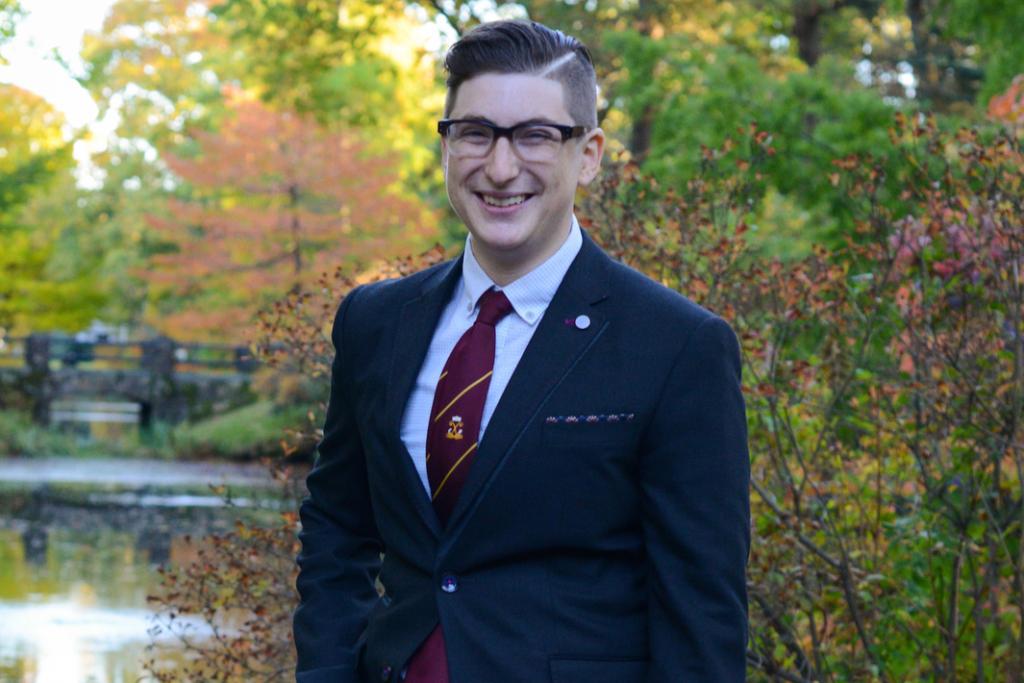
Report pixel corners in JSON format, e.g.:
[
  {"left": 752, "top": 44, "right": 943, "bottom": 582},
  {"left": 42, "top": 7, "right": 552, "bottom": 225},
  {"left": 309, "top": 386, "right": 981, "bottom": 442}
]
[{"left": 403, "top": 287, "right": 514, "bottom": 683}]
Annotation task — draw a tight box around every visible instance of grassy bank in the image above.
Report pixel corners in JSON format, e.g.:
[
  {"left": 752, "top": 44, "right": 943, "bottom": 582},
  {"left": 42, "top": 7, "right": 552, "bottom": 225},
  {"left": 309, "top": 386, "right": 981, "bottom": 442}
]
[
  {"left": 0, "top": 401, "right": 315, "bottom": 461},
  {"left": 0, "top": 410, "right": 162, "bottom": 458},
  {"left": 171, "top": 400, "right": 314, "bottom": 460}
]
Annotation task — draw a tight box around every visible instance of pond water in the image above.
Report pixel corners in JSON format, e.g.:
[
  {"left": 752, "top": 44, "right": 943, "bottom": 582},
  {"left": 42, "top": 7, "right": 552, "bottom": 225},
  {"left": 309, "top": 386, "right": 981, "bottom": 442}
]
[{"left": 0, "top": 458, "right": 292, "bottom": 683}]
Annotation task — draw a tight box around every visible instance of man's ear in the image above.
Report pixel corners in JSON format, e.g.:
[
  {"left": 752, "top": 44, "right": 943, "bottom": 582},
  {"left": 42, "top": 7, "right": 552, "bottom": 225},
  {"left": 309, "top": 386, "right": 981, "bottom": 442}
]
[{"left": 576, "top": 127, "right": 605, "bottom": 187}]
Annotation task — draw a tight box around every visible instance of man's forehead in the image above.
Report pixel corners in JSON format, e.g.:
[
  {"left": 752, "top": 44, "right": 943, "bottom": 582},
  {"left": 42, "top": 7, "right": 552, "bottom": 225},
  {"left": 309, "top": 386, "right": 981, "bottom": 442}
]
[{"left": 448, "top": 72, "right": 570, "bottom": 123}]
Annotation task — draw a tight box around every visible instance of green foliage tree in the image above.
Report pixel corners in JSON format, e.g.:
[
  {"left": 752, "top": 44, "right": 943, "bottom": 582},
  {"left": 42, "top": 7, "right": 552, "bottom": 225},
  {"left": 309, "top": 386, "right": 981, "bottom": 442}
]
[
  {"left": 82, "top": 0, "right": 447, "bottom": 185},
  {"left": 0, "top": 84, "right": 81, "bottom": 333},
  {"left": 640, "top": 44, "right": 900, "bottom": 253},
  {"left": 11, "top": 147, "right": 171, "bottom": 332},
  {"left": 0, "top": 84, "right": 69, "bottom": 220},
  {"left": 3, "top": 168, "right": 119, "bottom": 333},
  {"left": 211, "top": 0, "right": 405, "bottom": 123},
  {"left": 209, "top": 0, "right": 449, "bottom": 197},
  {"left": 78, "top": 0, "right": 245, "bottom": 148}
]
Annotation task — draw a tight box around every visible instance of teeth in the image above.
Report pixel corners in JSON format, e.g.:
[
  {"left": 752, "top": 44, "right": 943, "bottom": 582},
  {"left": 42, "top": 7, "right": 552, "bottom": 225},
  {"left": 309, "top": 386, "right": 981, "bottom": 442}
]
[{"left": 482, "top": 194, "right": 527, "bottom": 207}]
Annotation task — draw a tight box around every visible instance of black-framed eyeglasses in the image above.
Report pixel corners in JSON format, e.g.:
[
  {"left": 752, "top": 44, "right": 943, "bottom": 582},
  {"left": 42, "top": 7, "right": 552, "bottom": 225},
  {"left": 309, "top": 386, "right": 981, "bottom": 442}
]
[{"left": 438, "top": 119, "right": 589, "bottom": 162}]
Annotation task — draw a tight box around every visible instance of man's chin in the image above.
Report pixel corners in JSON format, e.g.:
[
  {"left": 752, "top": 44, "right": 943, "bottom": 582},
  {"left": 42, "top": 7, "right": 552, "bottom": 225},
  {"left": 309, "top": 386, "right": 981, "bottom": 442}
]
[
  {"left": 469, "top": 230, "right": 530, "bottom": 256},
  {"left": 466, "top": 213, "right": 532, "bottom": 247}
]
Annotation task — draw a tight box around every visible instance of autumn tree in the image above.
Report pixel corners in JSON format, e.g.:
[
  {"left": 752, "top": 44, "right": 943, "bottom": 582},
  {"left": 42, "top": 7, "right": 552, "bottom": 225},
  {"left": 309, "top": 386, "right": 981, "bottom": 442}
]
[
  {"left": 207, "top": 0, "right": 449, "bottom": 201},
  {"left": 144, "top": 92, "right": 437, "bottom": 339},
  {"left": 78, "top": 0, "right": 244, "bottom": 149},
  {"left": 0, "top": 84, "right": 81, "bottom": 334},
  {"left": 82, "top": 0, "right": 447, "bottom": 186}
]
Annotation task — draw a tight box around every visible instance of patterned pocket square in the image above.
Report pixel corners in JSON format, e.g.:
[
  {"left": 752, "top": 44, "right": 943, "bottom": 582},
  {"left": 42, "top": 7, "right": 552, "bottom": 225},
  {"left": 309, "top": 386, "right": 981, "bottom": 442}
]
[{"left": 544, "top": 412, "right": 636, "bottom": 424}]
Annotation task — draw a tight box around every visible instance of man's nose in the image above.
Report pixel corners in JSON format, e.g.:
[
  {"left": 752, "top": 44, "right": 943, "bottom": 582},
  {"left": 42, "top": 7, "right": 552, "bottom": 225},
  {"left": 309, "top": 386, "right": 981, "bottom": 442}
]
[{"left": 484, "top": 136, "right": 520, "bottom": 184}]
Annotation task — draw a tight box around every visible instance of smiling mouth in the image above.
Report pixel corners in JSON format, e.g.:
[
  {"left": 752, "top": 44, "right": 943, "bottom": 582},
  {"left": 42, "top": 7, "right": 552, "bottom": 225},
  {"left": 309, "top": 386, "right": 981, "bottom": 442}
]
[{"left": 477, "top": 193, "right": 532, "bottom": 208}]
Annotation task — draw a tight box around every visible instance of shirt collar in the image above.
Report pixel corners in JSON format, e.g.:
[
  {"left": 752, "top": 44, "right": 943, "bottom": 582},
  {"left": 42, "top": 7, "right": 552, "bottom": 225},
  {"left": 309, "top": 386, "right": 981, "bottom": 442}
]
[{"left": 461, "top": 215, "right": 583, "bottom": 327}]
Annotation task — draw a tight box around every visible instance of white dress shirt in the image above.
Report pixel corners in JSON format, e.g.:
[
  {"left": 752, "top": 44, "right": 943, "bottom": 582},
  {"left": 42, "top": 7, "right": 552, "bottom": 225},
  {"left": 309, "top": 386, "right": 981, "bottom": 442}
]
[{"left": 399, "top": 216, "right": 583, "bottom": 495}]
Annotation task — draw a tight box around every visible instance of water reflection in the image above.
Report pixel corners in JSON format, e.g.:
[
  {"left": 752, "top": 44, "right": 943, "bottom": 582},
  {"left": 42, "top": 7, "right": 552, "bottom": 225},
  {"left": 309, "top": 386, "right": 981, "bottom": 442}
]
[
  {"left": 0, "top": 599, "right": 201, "bottom": 683},
  {"left": 0, "top": 468, "right": 280, "bottom": 683}
]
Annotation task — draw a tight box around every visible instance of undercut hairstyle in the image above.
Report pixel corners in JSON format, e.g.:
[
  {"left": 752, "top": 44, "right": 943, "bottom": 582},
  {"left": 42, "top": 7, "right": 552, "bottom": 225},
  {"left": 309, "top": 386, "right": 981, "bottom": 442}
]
[{"left": 443, "top": 20, "right": 598, "bottom": 128}]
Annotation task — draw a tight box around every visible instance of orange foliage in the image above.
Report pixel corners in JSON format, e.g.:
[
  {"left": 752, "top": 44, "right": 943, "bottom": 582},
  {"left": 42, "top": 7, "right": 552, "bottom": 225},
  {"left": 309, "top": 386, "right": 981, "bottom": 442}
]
[
  {"left": 988, "top": 74, "right": 1024, "bottom": 126},
  {"left": 144, "top": 89, "right": 438, "bottom": 341}
]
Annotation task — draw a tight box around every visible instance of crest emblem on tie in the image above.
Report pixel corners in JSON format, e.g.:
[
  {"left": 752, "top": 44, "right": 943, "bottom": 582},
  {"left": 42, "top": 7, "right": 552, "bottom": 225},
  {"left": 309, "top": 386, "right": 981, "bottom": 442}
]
[{"left": 446, "top": 415, "right": 464, "bottom": 440}]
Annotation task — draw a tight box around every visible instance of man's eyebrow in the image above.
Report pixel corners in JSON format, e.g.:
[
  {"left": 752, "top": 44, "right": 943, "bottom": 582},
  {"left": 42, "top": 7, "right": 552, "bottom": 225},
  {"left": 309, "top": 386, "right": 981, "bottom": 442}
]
[
  {"left": 453, "top": 115, "right": 563, "bottom": 126},
  {"left": 454, "top": 113, "right": 495, "bottom": 123},
  {"left": 514, "top": 117, "right": 563, "bottom": 126}
]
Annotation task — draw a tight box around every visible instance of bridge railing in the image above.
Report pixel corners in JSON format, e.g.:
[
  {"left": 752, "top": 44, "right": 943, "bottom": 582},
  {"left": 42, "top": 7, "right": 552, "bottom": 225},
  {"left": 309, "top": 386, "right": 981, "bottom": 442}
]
[
  {"left": 174, "top": 342, "right": 259, "bottom": 374},
  {"left": 0, "top": 335, "right": 259, "bottom": 375}
]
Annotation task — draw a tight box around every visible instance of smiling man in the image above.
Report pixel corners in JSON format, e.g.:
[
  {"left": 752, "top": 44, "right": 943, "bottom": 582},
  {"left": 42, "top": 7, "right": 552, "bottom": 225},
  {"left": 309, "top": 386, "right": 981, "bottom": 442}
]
[{"left": 293, "top": 20, "right": 750, "bottom": 683}]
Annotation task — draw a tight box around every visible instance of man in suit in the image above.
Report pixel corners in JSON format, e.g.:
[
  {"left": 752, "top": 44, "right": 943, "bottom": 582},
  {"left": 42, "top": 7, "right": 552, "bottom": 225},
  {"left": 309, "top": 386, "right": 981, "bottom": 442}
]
[{"left": 293, "top": 20, "right": 749, "bottom": 683}]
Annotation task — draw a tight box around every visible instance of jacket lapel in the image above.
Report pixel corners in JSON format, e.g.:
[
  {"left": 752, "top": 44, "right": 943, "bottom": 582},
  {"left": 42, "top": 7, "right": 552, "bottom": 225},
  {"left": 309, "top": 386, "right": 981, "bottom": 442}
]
[
  {"left": 384, "top": 256, "right": 463, "bottom": 539},
  {"left": 445, "top": 232, "right": 612, "bottom": 535}
]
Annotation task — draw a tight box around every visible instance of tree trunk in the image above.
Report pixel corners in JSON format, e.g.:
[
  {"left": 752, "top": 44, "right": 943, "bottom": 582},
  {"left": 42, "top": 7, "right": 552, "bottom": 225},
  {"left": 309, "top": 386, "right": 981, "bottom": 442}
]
[
  {"left": 793, "top": 1, "right": 824, "bottom": 67},
  {"left": 289, "top": 184, "right": 302, "bottom": 276},
  {"left": 627, "top": 0, "right": 658, "bottom": 161}
]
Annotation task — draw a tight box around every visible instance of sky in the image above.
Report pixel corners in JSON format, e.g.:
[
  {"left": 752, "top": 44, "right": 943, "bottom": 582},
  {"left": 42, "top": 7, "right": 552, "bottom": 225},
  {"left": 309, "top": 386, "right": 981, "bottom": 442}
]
[
  {"left": 0, "top": 0, "right": 117, "bottom": 127},
  {"left": 0, "top": 0, "right": 119, "bottom": 184}
]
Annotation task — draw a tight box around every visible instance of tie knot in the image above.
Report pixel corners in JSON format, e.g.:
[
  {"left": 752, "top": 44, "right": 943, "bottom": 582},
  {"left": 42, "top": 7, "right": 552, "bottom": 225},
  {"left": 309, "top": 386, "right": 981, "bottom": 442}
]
[{"left": 475, "top": 288, "right": 513, "bottom": 327}]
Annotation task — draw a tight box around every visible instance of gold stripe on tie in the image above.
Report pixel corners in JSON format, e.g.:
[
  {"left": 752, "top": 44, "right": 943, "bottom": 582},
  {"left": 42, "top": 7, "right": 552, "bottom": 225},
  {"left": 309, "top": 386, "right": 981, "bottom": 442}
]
[
  {"left": 433, "top": 370, "right": 493, "bottom": 422},
  {"left": 431, "top": 441, "right": 478, "bottom": 501},
  {"left": 439, "top": 370, "right": 448, "bottom": 381},
  {"left": 425, "top": 452, "right": 431, "bottom": 463}
]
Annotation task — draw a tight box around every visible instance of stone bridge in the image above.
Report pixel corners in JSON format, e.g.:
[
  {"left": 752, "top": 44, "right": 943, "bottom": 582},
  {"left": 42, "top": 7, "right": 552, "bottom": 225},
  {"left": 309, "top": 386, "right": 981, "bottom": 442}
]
[{"left": 0, "top": 334, "right": 258, "bottom": 425}]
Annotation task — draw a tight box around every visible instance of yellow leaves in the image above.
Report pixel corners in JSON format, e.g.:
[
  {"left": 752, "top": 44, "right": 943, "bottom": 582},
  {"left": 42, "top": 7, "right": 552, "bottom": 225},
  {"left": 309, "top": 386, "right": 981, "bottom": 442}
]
[
  {"left": 0, "top": 84, "right": 67, "bottom": 172},
  {"left": 260, "top": 20, "right": 284, "bottom": 38},
  {"left": 688, "top": 276, "right": 710, "bottom": 297},
  {"left": 731, "top": 16, "right": 761, "bottom": 42},
  {"left": 876, "top": 15, "right": 910, "bottom": 41}
]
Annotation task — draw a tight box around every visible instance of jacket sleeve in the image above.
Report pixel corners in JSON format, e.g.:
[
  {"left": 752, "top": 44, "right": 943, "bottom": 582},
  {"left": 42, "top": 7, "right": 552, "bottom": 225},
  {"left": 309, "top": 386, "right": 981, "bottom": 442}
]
[
  {"left": 640, "top": 315, "right": 750, "bottom": 682},
  {"left": 294, "top": 285, "right": 384, "bottom": 683}
]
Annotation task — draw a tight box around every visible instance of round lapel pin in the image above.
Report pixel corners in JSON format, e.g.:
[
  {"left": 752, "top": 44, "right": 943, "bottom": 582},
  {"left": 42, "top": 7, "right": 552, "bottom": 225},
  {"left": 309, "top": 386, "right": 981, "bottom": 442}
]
[{"left": 574, "top": 314, "right": 591, "bottom": 330}]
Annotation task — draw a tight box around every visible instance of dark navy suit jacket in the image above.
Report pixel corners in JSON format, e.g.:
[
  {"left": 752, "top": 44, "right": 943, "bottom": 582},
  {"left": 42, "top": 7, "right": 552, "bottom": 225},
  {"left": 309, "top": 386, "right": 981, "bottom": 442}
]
[{"left": 294, "top": 229, "right": 750, "bottom": 683}]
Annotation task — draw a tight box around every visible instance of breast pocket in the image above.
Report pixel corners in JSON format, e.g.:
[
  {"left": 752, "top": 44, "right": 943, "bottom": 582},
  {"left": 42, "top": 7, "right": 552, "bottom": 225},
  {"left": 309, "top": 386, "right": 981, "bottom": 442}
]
[{"left": 539, "top": 414, "right": 643, "bottom": 543}]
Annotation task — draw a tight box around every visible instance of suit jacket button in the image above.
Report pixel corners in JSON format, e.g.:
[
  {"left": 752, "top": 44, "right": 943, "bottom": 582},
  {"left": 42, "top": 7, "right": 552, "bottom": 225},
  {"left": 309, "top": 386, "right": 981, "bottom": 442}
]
[
  {"left": 380, "top": 664, "right": 393, "bottom": 680},
  {"left": 441, "top": 574, "right": 458, "bottom": 593}
]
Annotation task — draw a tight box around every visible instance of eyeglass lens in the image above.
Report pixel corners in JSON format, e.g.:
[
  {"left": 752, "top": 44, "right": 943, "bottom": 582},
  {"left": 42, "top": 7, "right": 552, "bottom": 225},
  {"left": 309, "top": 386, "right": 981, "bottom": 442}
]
[{"left": 447, "top": 122, "right": 566, "bottom": 161}]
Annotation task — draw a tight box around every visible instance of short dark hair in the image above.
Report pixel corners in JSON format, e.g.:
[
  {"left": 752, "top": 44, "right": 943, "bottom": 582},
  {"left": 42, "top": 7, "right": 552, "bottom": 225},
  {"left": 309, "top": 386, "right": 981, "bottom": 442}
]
[{"left": 443, "top": 20, "right": 598, "bottom": 128}]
